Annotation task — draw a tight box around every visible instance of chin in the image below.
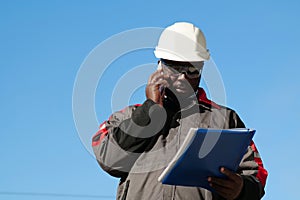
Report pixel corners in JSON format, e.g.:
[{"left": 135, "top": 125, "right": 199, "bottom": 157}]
[{"left": 174, "top": 88, "right": 193, "bottom": 98}]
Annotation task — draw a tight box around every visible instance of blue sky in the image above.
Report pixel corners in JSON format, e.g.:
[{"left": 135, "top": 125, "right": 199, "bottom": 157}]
[{"left": 1, "top": 0, "right": 300, "bottom": 199}]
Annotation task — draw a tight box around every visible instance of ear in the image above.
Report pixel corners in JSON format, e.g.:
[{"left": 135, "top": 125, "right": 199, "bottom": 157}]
[{"left": 157, "top": 61, "right": 162, "bottom": 70}]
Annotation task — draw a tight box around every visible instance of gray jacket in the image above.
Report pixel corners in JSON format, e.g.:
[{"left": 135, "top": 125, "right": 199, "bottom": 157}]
[{"left": 92, "top": 88, "right": 268, "bottom": 200}]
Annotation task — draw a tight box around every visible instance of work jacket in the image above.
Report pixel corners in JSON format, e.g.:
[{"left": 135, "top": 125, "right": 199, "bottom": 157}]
[{"left": 92, "top": 88, "right": 268, "bottom": 200}]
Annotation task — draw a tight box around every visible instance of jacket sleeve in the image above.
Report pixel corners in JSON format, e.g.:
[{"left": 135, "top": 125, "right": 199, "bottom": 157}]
[
  {"left": 91, "top": 99, "right": 166, "bottom": 178},
  {"left": 229, "top": 110, "right": 268, "bottom": 200}
]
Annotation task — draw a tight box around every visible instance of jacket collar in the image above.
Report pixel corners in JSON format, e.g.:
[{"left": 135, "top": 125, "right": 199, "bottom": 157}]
[{"left": 197, "top": 88, "right": 221, "bottom": 109}]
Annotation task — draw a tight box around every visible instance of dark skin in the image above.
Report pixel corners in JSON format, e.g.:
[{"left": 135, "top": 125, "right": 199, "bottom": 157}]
[
  {"left": 208, "top": 167, "right": 244, "bottom": 200},
  {"left": 146, "top": 60, "right": 244, "bottom": 199},
  {"left": 146, "top": 60, "right": 200, "bottom": 106}
]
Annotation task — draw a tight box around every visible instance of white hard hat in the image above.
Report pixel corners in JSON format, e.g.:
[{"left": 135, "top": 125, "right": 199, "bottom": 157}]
[{"left": 154, "top": 22, "right": 210, "bottom": 62}]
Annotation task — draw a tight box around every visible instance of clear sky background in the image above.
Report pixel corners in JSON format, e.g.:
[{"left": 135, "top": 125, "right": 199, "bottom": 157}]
[{"left": 1, "top": 0, "right": 300, "bottom": 199}]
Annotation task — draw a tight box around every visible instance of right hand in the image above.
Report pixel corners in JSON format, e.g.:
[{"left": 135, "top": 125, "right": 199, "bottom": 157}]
[{"left": 146, "top": 65, "right": 169, "bottom": 106}]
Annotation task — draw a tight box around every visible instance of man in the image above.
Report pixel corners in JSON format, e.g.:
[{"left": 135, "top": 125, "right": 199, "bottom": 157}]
[{"left": 92, "top": 22, "right": 268, "bottom": 200}]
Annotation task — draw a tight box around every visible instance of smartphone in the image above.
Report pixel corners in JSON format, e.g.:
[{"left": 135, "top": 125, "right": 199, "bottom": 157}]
[{"left": 157, "top": 63, "right": 179, "bottom": 109}]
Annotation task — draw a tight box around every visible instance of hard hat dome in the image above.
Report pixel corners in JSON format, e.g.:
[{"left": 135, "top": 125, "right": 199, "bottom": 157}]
[{"left": 154, "top": 22, "right": 210, "bottom": 62}]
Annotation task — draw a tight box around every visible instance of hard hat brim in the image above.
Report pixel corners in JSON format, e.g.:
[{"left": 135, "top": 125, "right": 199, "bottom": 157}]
[{"left": 154, "top": 47, "right": 210, "bottom": 62}]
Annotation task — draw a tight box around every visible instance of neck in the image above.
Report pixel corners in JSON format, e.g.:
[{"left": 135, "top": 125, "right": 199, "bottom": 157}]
[{"left": 163, "top": 88, "right": 198, "bottom": 111}]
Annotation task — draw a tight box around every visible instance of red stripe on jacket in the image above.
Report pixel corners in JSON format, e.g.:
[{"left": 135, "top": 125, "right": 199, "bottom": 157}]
[
  {"left": 250, "top": 141, "right": 268, "bottom": 187},
  {"left": 197, "top": 88, "right": 221, "bottom": 109},
  {"left": 92, "top": 122, "right": 108, "bottom": 147},
  {"left": 92, "top": 104, "right": 142, "bottom": 147}
]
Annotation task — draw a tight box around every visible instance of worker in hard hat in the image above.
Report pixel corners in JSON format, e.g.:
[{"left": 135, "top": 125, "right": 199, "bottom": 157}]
[{"left": 92, "top": 22, "right": 268, "bottom": 200}]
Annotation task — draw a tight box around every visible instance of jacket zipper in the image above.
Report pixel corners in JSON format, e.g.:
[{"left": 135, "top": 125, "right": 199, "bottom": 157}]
[{"left": 121, "top": 180, "right": 130, "bottom": 200}]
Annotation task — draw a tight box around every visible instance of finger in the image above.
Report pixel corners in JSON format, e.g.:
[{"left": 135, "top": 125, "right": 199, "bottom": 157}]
[
  {"left": 220, "top": 167, "right": 240, "bottom": 182},
  {"left": 148, "top": 70, "right": 164, "bottom": 84},
  {"left": 220, "top": 167, "right": 232, "bottom": 176},
  {"left": 147, "top": 72, "right": 156, "bottom": 84},
  {"left": 209, "top": 178, "right": 238, "bottom": 200},
  {"left": 149, "top": 78, "right": 167, "bottom": 87},
  {"left": 156, "top": 79, "right": 169, "bottom": 88},
  {"left": 149, "top": 75, "right": 170, "bottom": 88},
  {"left": 210, "top": 183, "right": 234, "bottom": 200},
  {"left": 208, "top": 177, "right": 233, "bottom": 190},
  {"left": 148, "top": 69, "right": 162, "bottom": 80}
]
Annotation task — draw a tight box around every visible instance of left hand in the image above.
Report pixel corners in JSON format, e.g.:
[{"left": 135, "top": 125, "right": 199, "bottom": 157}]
[{"left": 208, "top": 167, "right": 244, "bottom": 200}]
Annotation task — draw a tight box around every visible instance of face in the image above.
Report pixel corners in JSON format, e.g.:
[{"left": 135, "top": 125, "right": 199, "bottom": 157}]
[{"left": 160, "top": 59, "right": 203, "bottom": 98}]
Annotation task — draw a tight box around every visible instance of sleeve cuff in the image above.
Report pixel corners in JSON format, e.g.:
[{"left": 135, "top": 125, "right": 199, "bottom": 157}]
[
  {"left": 236, "top": 175, "right": 264, "bottom": 200},
  {"left": 131, "top": 99, "right": 160, "bottom": 126}
]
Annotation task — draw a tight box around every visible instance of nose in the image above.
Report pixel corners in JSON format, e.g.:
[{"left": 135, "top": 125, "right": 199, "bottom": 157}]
[{"left": 177, "top": 73, "right": 186, "bottom": 80}]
